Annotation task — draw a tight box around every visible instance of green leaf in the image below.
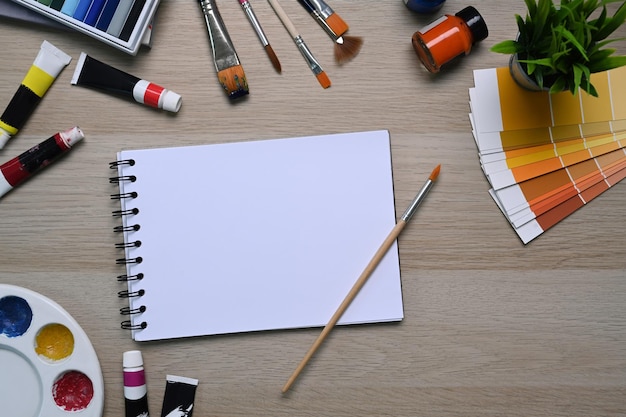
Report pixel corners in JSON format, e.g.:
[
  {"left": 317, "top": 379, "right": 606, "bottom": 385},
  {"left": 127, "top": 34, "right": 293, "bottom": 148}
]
[
  {"left": 595, "top": 2, "right": 626, "bottom": 40},
  {"left": 549, "top": 77, "right": 567, "bottom": 93},
  {"left": 572, "top": 63, "right": 585, "bottom": 91},
  {"left": 588, "top": 55, "right": 626, "bottom": 72},
  {"left": 555, "top": 26, "right": 589, "bottom": 60},
  {"left": 580, "top": 81, "right": 599, "bottom": 97},
  {"left": 491, "top": 40, "right": 521, "bottom": 54}
]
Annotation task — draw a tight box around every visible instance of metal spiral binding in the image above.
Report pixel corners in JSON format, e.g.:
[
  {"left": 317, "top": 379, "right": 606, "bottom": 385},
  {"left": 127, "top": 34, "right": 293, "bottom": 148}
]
[
  {"left": 111, "top": 158, "right": 146, "bottom": 333},
  {"left": 114, "top": 224, "right": 141, "bottom": 233},
  {"left": 109, "top": 159, "right": 136, "bottom": 168},
  {"left": 111, "top": 191, "right": 138, "bottom": 200},
  {"left": 117, "top": 272, "right": 144, "bottom": 282},
  {"left": 120, "top": 305, "right": 147, "bottom": 315},
  {"left": 115, "top": 240, "right": 142, "bottom": 249},
  {"left": 112, "top": 208, "right": 139, "bottom": 217},
  {"left": 109, "top": 175, "right": 136, "bottom": 183},
  {"left": 116, "top": 256, "right": 143, "bottom": 265},
  {"left": 118, "top": 289, "right": 145, "bottom": 298},
  {"left": 121, "top": 320, "right": 147, "bottom": 330}
]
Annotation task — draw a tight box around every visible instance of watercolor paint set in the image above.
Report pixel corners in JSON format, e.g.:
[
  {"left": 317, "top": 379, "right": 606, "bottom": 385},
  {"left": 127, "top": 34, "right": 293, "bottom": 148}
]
[
  {"left": 9, "top": 0, "right": 160, "bottom": 55},
  {"left": 0, "top": 284, "right": 104, "bottom": 417}
]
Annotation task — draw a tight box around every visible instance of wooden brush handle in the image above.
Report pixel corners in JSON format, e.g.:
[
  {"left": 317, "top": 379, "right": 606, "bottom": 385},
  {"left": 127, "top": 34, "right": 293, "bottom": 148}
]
[
  {"left": 268, "top": 0, "right": 299, "bottom": 39},
  {"left": 282, "top": 220, "right": 407, "bottom": 393}
]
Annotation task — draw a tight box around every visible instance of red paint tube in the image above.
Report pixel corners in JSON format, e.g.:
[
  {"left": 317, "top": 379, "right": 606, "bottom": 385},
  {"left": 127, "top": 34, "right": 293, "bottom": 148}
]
[{"left": 0, "top": 126, "right": 84, "bottom": 199}]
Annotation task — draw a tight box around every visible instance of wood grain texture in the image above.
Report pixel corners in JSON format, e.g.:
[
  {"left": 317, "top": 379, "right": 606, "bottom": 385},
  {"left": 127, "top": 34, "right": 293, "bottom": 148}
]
[{"left": 0, "top": 1, "right": 625, "bottom": 416}]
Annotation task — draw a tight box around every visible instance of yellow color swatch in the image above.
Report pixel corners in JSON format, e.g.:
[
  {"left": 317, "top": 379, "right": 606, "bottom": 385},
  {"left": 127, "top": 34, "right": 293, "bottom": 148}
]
[{"left": 497, "top": 67, "right": 552, "bottom": 131}]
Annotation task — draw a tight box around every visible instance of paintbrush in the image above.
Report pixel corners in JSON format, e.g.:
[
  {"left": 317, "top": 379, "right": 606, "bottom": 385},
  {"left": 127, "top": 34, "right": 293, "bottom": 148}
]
[
  {"left": 199, "top": 0, "right": 249, "bottom": 99},
  {"left": 303, "top": 0, "right": 348, "bottom": 37},
  {"left": 296, "top": 0, "right": 362, "bottom": 64},
  {"left": 238, "top": 0, "right": 282, "bottom": 73},
  {"left": 281, "top": 164, "right": 441, "bottom": 393},
  {"left": 267, "top": 0, "right": 330, "bottom": 89}
]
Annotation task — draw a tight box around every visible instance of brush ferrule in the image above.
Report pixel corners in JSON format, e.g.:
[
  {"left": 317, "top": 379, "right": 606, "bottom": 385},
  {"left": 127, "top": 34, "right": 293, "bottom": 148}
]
[
  {"left": 401, "top": 179, "right": 434, "bottom": 222},
  {"left": 310, "top": 9, "right": 340, "bottom": 41},
  {"left": 307, "top": 0, "right": 334, "bottom": 19},
  {"left": 199, "top": 0, "right": 241, "bottom": 71},
  {"left": 241, "top": 2, "right": 270, "bottom": 46},
  {"left": 294, "top": 36, "right": 323, "bottom": 75}
]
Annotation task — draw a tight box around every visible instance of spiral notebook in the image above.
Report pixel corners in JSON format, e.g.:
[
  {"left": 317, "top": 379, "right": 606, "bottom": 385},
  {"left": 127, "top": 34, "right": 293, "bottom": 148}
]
[{"left": 111, "top": 130, "right": 404, "bottom": 342}]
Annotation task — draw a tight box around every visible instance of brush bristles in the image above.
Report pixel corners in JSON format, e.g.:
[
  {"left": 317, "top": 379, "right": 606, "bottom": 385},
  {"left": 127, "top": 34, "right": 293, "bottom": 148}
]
[
  {"left": 325, "top": 13, "right": 349, "bottom": 37},
  {"left": 429, "top": 164, "right": 441, "bottom": 181},
  {"left": 265, "top": 45, "right": 282, "bottom": 73},
  {"left": 334, "top": 35, "right": 363, "bottom": 64},
  {"left": 316, "top": 71, "right": 331, "bottom": 89},
  {"left": 217, "top": 65, "right": 249, "bottom": 99}
]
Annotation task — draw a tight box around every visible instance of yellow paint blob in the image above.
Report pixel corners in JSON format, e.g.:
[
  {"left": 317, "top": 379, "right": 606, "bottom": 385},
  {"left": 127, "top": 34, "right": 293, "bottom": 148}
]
[{"left": 35, "top": 323, "right": 74, "bottom": 361}]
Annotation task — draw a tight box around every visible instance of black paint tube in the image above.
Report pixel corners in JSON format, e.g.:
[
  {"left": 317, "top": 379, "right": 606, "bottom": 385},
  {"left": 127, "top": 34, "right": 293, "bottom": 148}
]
[{"left": 160, "top": 375, "right": 198, "bottom": 417}]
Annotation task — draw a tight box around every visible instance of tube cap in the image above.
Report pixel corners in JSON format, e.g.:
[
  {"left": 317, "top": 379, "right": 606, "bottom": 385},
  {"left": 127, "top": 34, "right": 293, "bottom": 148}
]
[
  {"left": 161, "top": 90, "right": 182, "bottom": 113},
  {"left": 123, "top": 350, "right": 144, "bottom": 368},
  {"left": 455, "top": 6, "right": 488, "bottom": 44},
  {"left": 0, "top": 129, "right": 11, "bottom": 149},
  {"left": 59, "top": 126, "right": 85, "bottom": 148}
]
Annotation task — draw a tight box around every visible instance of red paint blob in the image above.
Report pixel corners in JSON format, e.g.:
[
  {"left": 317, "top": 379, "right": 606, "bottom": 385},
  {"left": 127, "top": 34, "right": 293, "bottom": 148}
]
[{"left": 52, "top": 370, "right": 94, "bottom": 411}]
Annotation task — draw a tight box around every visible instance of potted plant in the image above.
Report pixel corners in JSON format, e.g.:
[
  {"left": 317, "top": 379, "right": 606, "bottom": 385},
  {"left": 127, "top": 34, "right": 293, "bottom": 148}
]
[{"left": 491, "top": 0, "right": 626, "bottom": 96}]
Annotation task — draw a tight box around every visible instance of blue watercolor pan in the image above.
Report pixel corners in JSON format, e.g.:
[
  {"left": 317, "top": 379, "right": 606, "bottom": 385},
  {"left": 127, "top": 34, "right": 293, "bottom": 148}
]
[
  {"left": 0, "top": 284, "right": 104, "bottom": 417},
  {"left": 9, "top": 0, "right": 159, "bottom": 55}
]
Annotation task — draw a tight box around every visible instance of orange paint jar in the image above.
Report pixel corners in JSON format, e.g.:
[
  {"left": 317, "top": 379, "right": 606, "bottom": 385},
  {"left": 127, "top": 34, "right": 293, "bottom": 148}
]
[{"left": 412, "top": 6, "right": 488, "bottom": 73}]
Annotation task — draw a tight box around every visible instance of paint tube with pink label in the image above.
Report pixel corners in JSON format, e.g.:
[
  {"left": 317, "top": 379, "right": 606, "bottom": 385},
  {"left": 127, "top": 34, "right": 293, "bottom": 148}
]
[
  {"left": 160, "top": 375, "right": 198, "bottom": 417},
  {"left": 71, "top": 52, "right": 182, "bottom": 113},
  {"left": 123, "top": 350, "right": 151, "bottom": 417}
]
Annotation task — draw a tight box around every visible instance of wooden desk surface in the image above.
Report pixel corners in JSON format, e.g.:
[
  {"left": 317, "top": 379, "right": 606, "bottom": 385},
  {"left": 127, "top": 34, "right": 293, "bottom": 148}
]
[{"left": 1, "top": 1, "right": 625, "bottom": 416}]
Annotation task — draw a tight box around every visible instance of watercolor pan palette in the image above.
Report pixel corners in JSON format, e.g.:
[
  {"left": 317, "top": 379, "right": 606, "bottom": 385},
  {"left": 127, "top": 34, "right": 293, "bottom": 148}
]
[
  {"left": 0, "top": 284, "right": 104, "bottom": 417},
  {"left": 9, "top": 0, "right": 160, "bottom": 55}
]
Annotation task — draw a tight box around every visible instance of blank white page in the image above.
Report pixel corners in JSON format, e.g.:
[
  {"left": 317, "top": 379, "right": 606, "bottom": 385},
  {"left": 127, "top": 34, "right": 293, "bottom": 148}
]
[{"left": 115, "top": 130, "right": 403, "bottom": 341}]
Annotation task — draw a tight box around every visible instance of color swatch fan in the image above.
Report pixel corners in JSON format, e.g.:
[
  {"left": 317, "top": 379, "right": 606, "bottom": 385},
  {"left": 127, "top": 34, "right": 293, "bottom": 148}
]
[{"left": 469, "top": 66, "right": 626, "bottom": 243}]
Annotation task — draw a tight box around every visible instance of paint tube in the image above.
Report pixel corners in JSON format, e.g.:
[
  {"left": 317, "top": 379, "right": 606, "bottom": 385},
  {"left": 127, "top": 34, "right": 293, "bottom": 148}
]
[
  {"left": 0, "top": 126, "right": 84, "bottom": 199},
  {"left": 123, "top": 350, "right": 151, "bottom": 417},
  {"left": 70, "top": 53, "right": 182, "bottom": 113},
  {"left": 160, "top": 375, "right": 198, "bottom": 417},
  {"left": 0, "top": 40, "right": 72, "bottom": 149}
]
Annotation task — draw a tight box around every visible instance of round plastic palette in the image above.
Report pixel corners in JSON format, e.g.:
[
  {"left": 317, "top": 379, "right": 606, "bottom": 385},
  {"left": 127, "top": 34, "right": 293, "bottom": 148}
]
[{"left": 0, "top": 284, "right": 104, "bottom": 417}]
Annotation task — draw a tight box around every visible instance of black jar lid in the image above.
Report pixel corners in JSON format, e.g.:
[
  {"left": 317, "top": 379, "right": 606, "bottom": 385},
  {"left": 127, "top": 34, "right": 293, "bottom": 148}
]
[{"left": 455, "top": 6, "right": 489, "bottom": 43}]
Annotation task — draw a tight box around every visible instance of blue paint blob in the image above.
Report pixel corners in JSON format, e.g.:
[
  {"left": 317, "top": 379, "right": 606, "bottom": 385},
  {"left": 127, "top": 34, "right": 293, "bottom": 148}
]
[{"left": 0, "top": 296, "right": 33, "bottom": 337}]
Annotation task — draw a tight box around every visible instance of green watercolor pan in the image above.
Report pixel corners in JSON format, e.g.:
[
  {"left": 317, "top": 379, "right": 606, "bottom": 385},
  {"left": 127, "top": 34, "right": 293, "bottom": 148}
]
[{"left": 0, "top": 284, "right": 104, "bottom": 417}]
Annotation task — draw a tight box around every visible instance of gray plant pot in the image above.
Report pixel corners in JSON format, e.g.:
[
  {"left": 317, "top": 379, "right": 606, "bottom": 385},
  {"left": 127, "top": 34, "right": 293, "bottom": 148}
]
[{"left": 508, "top": 54, "right": 549, "bottom": 92}]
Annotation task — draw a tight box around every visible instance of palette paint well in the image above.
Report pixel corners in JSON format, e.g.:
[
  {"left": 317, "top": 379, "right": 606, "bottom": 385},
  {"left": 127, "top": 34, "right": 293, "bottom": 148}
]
[{"left": 0, "top": 284, "right": 103, "bottom": 417}]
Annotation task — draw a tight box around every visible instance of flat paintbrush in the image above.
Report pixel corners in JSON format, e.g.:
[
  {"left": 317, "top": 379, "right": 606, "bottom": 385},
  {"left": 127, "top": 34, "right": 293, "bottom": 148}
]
[
  {"left": 297, "top": 0, "right": 362, "bottom": 64},
  {"left": 267, "top": 0, "right": 330, "bottom": 89},
  {"left": 238, "top": 0, "right": 282, "bottom": 73},
  {"left": 199, "top": 0, "right": 249, "bottom": 99},
  {"left": 303, "top": 0, "right": 348, "bottom": 37},
  {"left": 281, "top": 164, "right": 441, "bottom": 393}
]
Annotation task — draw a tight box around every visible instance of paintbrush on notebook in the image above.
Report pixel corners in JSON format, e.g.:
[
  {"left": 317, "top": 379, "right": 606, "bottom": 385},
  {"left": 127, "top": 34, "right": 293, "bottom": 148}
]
[
  {"left": 238, "top": 0, "right": 282, "bottom": 73},
  {"left": 296, "top": 0, "right": 362, "bottom": 64},
  {"left": 199, "top": 0, "right": 249, "bottom": 99},
  {"left": 267, "top": 0, "right": 330, "bottom": 89},
  {"left": 281, "top": 164, "right": 441, "bottom": 393}
]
